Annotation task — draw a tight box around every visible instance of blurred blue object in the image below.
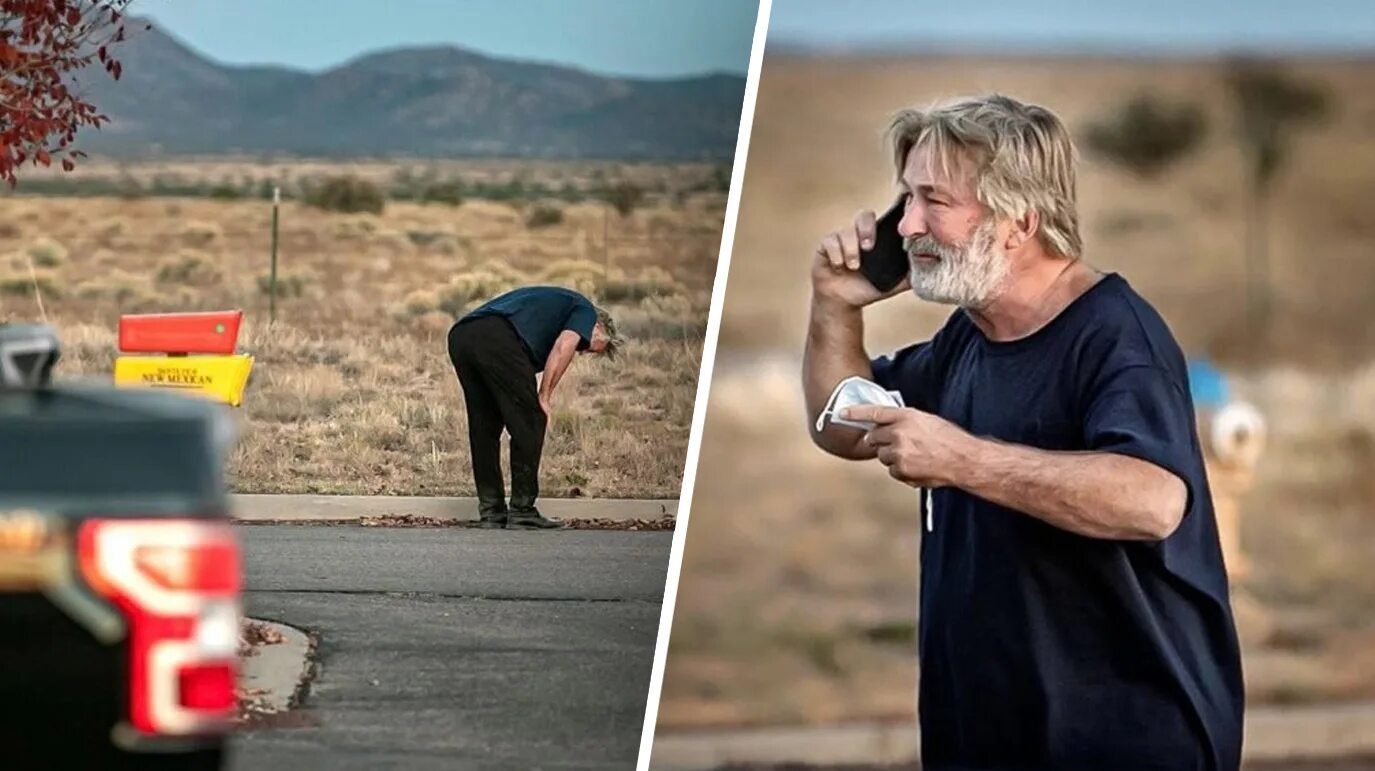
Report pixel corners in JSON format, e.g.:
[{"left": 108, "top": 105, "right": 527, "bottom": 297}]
[{"left": 1187, "top": 358, "right": 1230, "bottom": 409}]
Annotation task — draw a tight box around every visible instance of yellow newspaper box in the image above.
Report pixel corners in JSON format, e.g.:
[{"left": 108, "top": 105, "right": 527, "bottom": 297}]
[
  {"left": 113, "top": 354, "right": 254, "bottom": 406},
  {"left": 113, "top": 311, "right": 254, "bottom": 406}
]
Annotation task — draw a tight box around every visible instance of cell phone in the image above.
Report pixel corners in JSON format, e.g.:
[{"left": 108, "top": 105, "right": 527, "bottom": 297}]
[{"left": 858, "top": 197, "right": 908, "bottom": 292}]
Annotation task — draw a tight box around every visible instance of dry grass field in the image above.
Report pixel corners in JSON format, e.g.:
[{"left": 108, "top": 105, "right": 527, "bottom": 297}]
[
  {"left": 658, "top": 55, "right": 1375, "bottom": 729},
  {"left": 0, "top": 162, "right": 727, "bottom": 498}
]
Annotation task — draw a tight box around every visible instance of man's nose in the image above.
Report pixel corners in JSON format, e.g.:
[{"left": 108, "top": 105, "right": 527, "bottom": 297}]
[{"left": 898, "top": 201, "right": 927, "bottom": 239}]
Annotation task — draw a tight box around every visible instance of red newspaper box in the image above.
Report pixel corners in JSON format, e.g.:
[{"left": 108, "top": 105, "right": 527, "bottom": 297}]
[{"left": 118, "top": 311, "right": 244, "bottom": 356}]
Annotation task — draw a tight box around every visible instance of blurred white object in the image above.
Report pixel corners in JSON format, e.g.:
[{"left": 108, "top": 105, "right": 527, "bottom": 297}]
[
  {"left": 1210, "top": 401, "right": 1266, "bottom": 469},
  {"left": 816, "top": 376, "right": 904, "bottom": 432}
]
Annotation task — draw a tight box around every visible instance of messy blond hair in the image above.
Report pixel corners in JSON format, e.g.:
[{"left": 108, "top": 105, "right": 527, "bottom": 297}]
[
  {"left": 889, "top": 94, "right": 1082, "bottom": 259},
  {"left": 594, "top": 305, "right": 625, "bottom": 360}
]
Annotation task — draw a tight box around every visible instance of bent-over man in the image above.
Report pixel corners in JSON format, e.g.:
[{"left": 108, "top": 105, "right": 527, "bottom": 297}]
[{"left": 448, "top": 286, "right": 621, "bottom": 529}]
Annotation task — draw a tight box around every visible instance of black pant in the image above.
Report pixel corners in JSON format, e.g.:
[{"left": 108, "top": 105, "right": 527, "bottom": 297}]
[{"left": 447, "top": 316, "right": 547, "bottom": 514}]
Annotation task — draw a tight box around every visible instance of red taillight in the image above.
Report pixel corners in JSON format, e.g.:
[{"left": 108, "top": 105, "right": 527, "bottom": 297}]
[
  {"left": 134, "top": 542, "right": 241, "bottom": 592},
  {"left": 178, "top": 663, "right": 237, "bottom": 710},
  {"left": 78, "top": 519, "right": 242, "bottom": 737}
]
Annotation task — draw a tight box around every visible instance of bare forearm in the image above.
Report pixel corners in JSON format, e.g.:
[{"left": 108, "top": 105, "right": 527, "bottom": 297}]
[
  {"left": 944, "top": 433, "right": 1186, "bottom": 541},
  {"left": 539, "top": 343, "right": 577, "bottom": 399},
  {"left": 802, "top": 295, "right": 876, "bottom": 459}
]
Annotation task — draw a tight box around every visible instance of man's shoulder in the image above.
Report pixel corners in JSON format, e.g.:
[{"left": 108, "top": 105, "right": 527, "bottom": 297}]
[{"left": 1075, "top": 273, "right": 1186, "bottom": 373}]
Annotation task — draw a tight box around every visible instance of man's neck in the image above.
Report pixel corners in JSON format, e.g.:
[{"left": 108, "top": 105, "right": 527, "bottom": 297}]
[{"left": 965, "top": 256, "right": 1102, "bottom": 342}]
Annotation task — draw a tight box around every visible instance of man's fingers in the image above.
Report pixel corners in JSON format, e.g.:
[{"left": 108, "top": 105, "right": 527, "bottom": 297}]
[
  {"left": 842, "top": 404, "right": 907, "bottom": 424},
  {"left": 855, "top": 209, "right": 877, "bottom": 250},
  {"left": 839, "top": 228, "right": 862, "bottom": 270},
  {"left": 818, "top": 232, "right": 846, "bottom": 270},
  {"left": 865, "top": 425, "right": 897, "bottom": 448}
]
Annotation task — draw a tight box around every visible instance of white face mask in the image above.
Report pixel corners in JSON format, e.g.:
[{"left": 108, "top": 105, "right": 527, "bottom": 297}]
[{"left": 815, "top": 376, "right": 905, "bottom": 433}]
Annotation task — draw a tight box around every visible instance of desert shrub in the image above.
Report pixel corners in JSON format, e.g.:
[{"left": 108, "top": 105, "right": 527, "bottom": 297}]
[
  {"left": 371, "top": 229, "right": 411, "bottom": 252},
  {"left": 539, "top": 258, "right": 601, "bottom": 295},
  {"left": 332, "top": 215, "right": 379, "bottom": 239},
  {"left": 525, "top": 204, "right": 564, "bottom": 229},
  {"left": 402, "top": 289, "right": 441, "bottom": 316},
  {"left": 77, "top": 270, "right": 157, "bottom": 306},
  {"left": 541, "top": 258, "right": 602, "bottom": 283},
  {"left": 437, "top": 265, "right": 527, "bottom": 315},
  {"left": 601, "top": 266, "right": 680, "bottom": 303},
  {"left": 26, "top": 237, "right": 67, "bottom": 267},
  {"left": 257, "top": 271, "right": 313, "bottom": 298},
  {"left": 1084, "top": 94, "right": 1207, "bottom": 178},
  {"left": 420, "top": 180, "right": 465, "bottom": 206},
  {"left": 304, "top": 175, "right": 385, "bottom": 214},
  {"left": 598, "top": 180, "right": 645, "bottom": 218},
  {"left": 209, "top": 184, "right": 242, "bottom": 200},
  {"left": 0, "top": 270, "right": 61, "bottom": 298},
  {"left": 179, "top": 221, "right": 223, "bottom": 247},
  {"left": 406, "top": 228, "right": 449, "bottom": 247},
  {"left": 156, "top": 251, "right": 223, "bottom": 286}
]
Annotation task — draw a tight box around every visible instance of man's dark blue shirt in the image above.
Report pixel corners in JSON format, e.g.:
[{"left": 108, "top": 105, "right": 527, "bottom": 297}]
[
  {"left": 462, "top": 286, "right": 597, "bottom": 372},
  {"left": 871, "top": 273, "right": 1244, "bottom": 770}
]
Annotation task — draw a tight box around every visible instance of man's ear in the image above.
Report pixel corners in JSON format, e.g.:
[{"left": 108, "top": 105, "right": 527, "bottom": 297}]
[{"left": 1007, "top": 209, "right": 1040, "bottom": 251}]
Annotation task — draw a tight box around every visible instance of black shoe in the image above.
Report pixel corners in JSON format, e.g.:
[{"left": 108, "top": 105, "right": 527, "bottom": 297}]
[
  {"left": 506, "top": 509, "right": 564, "bottom": 530},
  {"left": 476, "top": 515, "right": 507, "bottom": 529}
]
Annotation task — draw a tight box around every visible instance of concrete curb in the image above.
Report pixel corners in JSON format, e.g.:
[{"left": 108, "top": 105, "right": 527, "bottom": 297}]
[
  {"left": 230, "top": 494, "right": 678, "bottom": 522},
  {"left": 239, "top": 619, "right": 312, "bottom": 715},
  {"left": 651, "top": 703, "right": 1375, "bottom": 769}
]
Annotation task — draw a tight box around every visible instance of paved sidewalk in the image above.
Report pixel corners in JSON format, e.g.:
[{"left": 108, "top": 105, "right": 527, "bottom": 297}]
[{"left": 231, "top": 494, "right": 677, "bottom": 522}]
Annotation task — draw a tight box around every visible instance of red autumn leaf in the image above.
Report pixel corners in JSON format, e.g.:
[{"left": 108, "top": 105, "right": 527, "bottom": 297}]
[{"left": 0, "top": 0, "right": 139, "bottom": 184}]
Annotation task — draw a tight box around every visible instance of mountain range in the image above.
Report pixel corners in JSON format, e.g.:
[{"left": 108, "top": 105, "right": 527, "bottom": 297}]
[{"left": 72, "top": 23, "right": 747, "bottom": 161}]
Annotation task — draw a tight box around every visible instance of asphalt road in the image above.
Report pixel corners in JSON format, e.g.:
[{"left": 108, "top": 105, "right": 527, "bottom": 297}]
[{"left": 227, "top": 525, "right": 672, "bottom": 770}]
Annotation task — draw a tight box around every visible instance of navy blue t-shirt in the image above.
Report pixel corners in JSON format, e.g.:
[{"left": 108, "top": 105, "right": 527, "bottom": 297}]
[
  {"left": 462, "top": 286, "right": 597, "bottom": 372},
  {"left": 871, "top": 273, "right": 1243, "bottom": 771}
]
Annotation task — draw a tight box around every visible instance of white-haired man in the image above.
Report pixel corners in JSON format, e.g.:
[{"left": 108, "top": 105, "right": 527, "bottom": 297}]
[{"left": 805, "top": 94, "right": 1243, "bottom": 770}]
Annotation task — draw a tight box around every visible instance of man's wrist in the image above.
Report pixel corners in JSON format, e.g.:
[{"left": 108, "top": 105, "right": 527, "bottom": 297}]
[
  {"left": 810, "top": 291, "right": 865, "bottom": 319},
  {"left": 940, "top": 427, "right": 985, "bottom": 489}
]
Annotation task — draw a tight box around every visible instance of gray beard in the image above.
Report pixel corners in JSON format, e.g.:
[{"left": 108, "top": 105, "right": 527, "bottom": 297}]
[{"left": 906, "top": 220, "right": 1009, "bottom": 308}]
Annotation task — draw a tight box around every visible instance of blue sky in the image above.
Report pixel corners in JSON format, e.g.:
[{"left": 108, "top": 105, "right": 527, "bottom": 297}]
[
  {"left": 134, "top": 0, "right": 759, "bottom": 78},
  {"left": 769, "top": 0, "right": 1375, "bottom": 54}
]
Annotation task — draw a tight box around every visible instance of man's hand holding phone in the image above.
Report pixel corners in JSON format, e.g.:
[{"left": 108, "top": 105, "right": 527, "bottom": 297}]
[{"left": 811, "top": 198, "right": 910, "bottom": 310}]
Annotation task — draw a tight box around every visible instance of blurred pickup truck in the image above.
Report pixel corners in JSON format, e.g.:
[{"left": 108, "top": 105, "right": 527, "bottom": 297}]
[{"left": 0, "top": 325, "right": 240, "bottom": 769}]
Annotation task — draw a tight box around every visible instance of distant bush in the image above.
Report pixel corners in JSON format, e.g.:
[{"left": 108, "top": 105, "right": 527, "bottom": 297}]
[
  {"left": 257, "top": 271, "right": 313, "bottom": 298},
  {"left": 26, "top": 237, "right": 67, "bottom": 267},
  {"left": 304, "top": 175, "right": 386, "bottom": 214},
  {"left": 525, "top": 204, "right": 564, "bottom": 229},
  {"left": 0, "top": 270, "right": 61, "bottom": 299},
  {"left": 598, "top": 180, "right": 645, "bottom": 218},
  {"left": 77, "top": 270, "right": 156, "bottom": 306},
  {"left": 406, "top": 228, "right": 449, "bottom": 247},
  {"left": 401, "top": 288, "right": 441, "bottom": 316},
  {"left": 437, "top": 262, "right": 528, "bottom": 315},
  {"left": 542, "top": 258, "right": 603, "bottom": 283},
  {"left": 1084, "top": 94, "right": 1207, "bottom": 178},
  {"left": 180, "top": 221, "right": 222, "bottom": 247},
  {"left": 601, "top": 266, "right": 680, "bottom": 303},
  {"left": 419, "top": 180, "right": 465, "bottom": 206},
  {"left": 156, "top": 251, "right": 223, "bottom": 286}
]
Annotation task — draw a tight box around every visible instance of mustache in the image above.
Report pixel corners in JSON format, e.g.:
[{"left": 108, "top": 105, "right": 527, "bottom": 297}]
[{"left": 904, "top": 234, "right": 961, "bottom": 260}]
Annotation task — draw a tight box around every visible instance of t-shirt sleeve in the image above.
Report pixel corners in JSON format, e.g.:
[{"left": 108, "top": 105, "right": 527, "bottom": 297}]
[
  {"left": 564, "top": 301, "right": 598, "bottom": 348},
  {"left": 870, "top": 341, "right": 936, "bottom": 412},
  {"left": 1082, "top": 364, "right": 1196, "bottom": 510}
]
